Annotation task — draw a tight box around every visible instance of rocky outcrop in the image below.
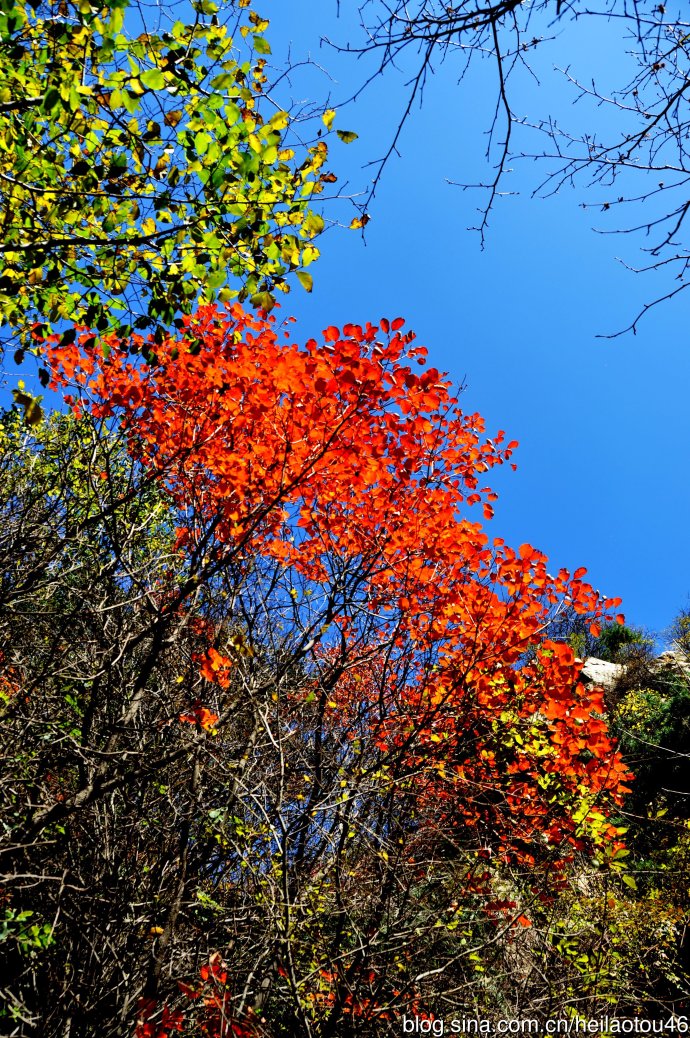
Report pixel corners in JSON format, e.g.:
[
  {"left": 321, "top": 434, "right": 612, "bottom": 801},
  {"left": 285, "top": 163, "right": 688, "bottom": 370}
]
[
  {"left": 580, "top": 649, "right": 690, "bottom": 691},
  {"left": 580, "top": 657, "right": 625, "bottom": 690},
  {"left": 652, "top": 650, "right": 690, "bottom": 678}
]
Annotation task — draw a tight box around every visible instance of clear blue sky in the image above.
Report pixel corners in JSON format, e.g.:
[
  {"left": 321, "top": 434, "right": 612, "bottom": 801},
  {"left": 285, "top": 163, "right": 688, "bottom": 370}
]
[{"left": 259, "top": 1, "right": 690, "bottom": 646}]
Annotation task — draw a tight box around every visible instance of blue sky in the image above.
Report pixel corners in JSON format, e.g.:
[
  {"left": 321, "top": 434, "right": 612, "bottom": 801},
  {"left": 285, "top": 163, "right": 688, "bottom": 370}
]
[{"left": 259, "top": 1, "right": 690, "bottom": 646}]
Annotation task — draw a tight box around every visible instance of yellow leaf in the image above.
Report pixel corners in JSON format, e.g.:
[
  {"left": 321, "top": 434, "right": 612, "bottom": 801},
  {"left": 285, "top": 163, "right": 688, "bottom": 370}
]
[
  {"left": 269, "top": 110, "right": 289, "bottom": 131},
  {"left": 350, "top": 214, "right": 370, "bottom": 230},
  {"left": 229, "top": 631, "right": 253, "bottom": 657},
  {"left": 12, "top": 390, "right": 43, "bottom": 427},
  {"left": 248, "top": 13, "right": 270, "bottom": 31},
  {"left": 322, "top": 108, "right": 336, "bottom": 131}
]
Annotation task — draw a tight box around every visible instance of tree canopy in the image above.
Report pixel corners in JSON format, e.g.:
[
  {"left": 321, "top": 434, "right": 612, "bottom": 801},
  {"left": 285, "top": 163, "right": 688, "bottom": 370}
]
[{"left": 0, "top": 0, "right": 333, "bottom": 361}]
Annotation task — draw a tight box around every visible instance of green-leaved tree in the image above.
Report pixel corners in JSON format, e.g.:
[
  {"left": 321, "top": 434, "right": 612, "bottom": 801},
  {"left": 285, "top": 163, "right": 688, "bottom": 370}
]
[{"left": 0, "top": 0, "right": 332, "bottom": 362}]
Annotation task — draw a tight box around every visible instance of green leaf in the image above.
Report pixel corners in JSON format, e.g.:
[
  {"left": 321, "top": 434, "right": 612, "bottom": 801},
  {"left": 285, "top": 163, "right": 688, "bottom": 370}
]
[
  {"left": 206, "top": 269, "right": 226, "bottom": 290},
  {"left": 303, "top": 211, "right": 325, "bottom": 236},
  {"left": 253, "top": 35, "right": 271, "bottom": 55},
  {"left": 140, "top": 69, "right": 165, "bottom": 91},
  {"left": 195, "top": 131, "right": 211, "bottom": 156},
  {"left": 109, "top": 5, "right": 125, "bottom": 33},
  {"left": 122, "top": 90, "right": 140, "bottom": 114},
  {"left": 225, "top": 102, "right": 241, "bottom": 126},
  {"left": 336, "top": 130, "right": 358, "bottom": 144},
  {"left": 210, "top": 73, "right": 237, "bottom": 90},
  {"left": 42, "top": 87, "right": 61, "bottom": 113},
  {"left": 296, "top": 270, "right": 313, "bottom": 293},
  {"left": 249, "top": 290, "right": 275, "bottom": 311}
]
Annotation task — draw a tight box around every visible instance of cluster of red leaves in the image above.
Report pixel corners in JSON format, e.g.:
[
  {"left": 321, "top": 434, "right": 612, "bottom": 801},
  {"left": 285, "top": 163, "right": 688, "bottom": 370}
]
[
  {"left": 135, "top": 956, "right": 258, "bottom": 1038},
  {"left": 44, "top": 306, "right": 514, "bottom": 562},
  {"left": 46, "top": 305, "right": 629, "bottom": 870},
  {"left": 198, "top": 647, "right": 234, "bottom": 690},
  {"left": 135, "top": 1000, "right": 184, "bottom": 1038},
  {"left": 417, "top": 639, "right": 630, "bottom": 859},
  {"left": 178, "top": 702, "right": 219, "bottom": 732},
  {"left": 0, "top": 652, "right": 21, "bottom": 702},
  {"left": 306, "top": 639, "right": 630, "bottom": 871},
  {"left": 177, "top": 955, "right": 256, "bottom": 1038},
  {"left": 304, "top": 967, "right": 390, "bottom": 1021}
]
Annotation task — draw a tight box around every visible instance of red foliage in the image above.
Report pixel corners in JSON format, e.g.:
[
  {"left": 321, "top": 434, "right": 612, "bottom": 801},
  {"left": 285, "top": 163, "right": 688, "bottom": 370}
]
[
  {"left": 174, "top": 956, "right": 257, "bottom": 1038},
  {"left": 198, "top": 647, "right": 234, "bottom": 689},
  {"left": 135, "top": 999, "right": 185, "bottom": 1038},
  {"left": 47, "top": 305, "right": 629, "bottom": 875},
  {"left": 178, "top": 702, "right": 219, "bottom": 732}
]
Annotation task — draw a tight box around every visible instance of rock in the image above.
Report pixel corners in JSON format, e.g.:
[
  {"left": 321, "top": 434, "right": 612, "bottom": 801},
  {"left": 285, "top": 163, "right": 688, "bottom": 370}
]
[
  {"left": 580, "top": 657, "right": 625, "bottom": 689},
  {"left": 651, "top": 650, "right": 690, "bottom": 677}
]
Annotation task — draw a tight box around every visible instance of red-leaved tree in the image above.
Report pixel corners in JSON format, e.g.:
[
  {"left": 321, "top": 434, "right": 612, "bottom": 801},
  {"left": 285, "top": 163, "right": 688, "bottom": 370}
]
[{"left": 1, "top": 307, "right": 629, "bottom": 1035}]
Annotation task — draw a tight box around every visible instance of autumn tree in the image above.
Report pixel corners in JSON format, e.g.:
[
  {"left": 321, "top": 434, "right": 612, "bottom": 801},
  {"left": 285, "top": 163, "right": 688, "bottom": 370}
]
[{"left": 0, "top": 306, "right": 635, "bottom": 1035}]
